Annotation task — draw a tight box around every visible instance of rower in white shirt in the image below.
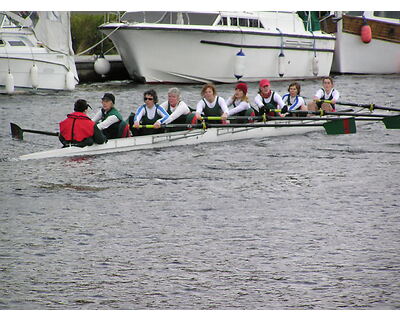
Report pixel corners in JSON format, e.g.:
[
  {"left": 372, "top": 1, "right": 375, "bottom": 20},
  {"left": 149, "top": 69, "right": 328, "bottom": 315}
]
[
  {"left": 281, "top": 82, "right": 308, "bottom": 116},
  {"left": 195, "top": 83, "right": 229, "bottom": 122},
  {"left": 160, "top": 87, "right": 191, "bottom": 125},
  {"left": 226, "top": 82, "right": 252, "bottom": 117},
  {"left": 308, "top": 76, "right": 340, "bottom": 112}
]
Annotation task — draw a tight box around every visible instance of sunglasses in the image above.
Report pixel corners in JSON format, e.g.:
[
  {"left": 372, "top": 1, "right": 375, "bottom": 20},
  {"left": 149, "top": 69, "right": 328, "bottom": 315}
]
[{"left": 144, "top": 97, "right": 154, "bottom": 101}]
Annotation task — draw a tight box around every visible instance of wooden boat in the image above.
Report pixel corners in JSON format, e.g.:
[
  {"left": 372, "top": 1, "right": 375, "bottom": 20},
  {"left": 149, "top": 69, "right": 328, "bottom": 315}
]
[{"left": 16, "top": 117, "right": 356, "bottom": 161}]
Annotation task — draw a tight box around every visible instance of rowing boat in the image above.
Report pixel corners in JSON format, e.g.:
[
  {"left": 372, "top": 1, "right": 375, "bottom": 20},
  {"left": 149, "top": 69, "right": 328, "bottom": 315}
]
[
  {"left": 15, "top": 102, "right": 399, "bottom": 161},
  {"left": 17, "top": 118, "right": 338, "bottom": 160}
]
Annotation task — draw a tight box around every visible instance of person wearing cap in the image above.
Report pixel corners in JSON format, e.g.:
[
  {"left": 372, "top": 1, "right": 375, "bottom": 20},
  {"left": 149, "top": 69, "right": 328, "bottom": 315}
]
[
  {"left": 307, "top": 76, "right": 340, "bottom": 112},
  {"left": 92, "top": 93, "right": 130, "bottom": 139},
  {"left": 59, "top": 99, "right": 106, "bottom": 147},
  {"left": 132, "top": 89, "right": 170, "bottom": 135},
  {"left": 195, "top": 83, "right": 229, "bottom": 122},
  {"left": 226, "top": 82, "right": 255, "bottom": 122},
  {"left": 254, "top": 79, "right": 285, "bottom": 116},
  {"left": 281, "top": 82, "right": 308, "bottom": 116}
]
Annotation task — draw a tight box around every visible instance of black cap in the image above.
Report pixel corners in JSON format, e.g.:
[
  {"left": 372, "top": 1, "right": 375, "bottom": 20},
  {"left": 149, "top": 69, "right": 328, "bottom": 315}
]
[
  {"left": 102, "top": 93, "right": 115, "bottom": 104},
  {"left": 74, "top": 99, "right": 92, "bottom": 112}
]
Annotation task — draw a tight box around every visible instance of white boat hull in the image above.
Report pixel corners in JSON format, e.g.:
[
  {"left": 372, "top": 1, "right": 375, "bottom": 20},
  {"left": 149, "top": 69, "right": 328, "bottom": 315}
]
[
  {"left": 0, "top": 53, "right": 78, "bottom": 91},
  {"left": 0, "top": 12, "right": 78, "bottom": 92},
  {"left": 327, "top": 12, "right": 400, "bottom": 74},
  {"left": 332, "top": 32, "right": 400, "bottom": 74},
  {"left": 100, "top": 12, "right": 335, "bottom": 83},
  {"left": 19, "top": 122, "right": 325, "bottom": 160}
]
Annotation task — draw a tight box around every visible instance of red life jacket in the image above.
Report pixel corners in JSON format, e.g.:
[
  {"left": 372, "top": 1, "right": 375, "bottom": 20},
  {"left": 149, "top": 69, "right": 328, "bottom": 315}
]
[{"left": 59, "top": 112, "right": 95, "bottom": 142}]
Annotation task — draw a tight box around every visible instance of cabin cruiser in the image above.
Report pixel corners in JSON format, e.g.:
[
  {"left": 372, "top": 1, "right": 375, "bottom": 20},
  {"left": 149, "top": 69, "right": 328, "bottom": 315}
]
[
  {"left": 99, "top": 11, "right": 335, "bottom": 83},
  {"left": 0, "top": 11, "right": 78, "bottom": 93},
  {"left": 321, "top": 11, "right": 400, "bottom": 74}
]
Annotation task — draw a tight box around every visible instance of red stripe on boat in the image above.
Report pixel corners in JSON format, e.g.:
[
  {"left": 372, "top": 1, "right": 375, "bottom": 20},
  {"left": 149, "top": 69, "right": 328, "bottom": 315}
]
[{"left": 343, "top": 119, "right": 350, "bottom": 134}]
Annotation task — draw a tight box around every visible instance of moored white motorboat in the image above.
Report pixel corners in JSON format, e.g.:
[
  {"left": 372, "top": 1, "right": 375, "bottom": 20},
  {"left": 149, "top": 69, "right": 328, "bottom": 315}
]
[
  {"left": 99, "top": 11, "right": 335, "bottom": 83},
  {"left": 321, "top": 11, "right": 400, "bottom": 74},
  {"left": 0, "top": 11, "right": 79, "bottom": 93}
]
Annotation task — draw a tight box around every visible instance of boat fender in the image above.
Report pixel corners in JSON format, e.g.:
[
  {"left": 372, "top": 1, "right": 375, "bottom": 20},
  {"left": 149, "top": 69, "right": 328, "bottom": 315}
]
[
  {"left": 94, "top": 57, "right": 111, "bottom": 76},
  {"left": 30, "top": 64, "right": 39, "bottom": 89},
  {"left": 6, "top": 72, "right": 15, "bottom": 94},
  {"left": 65, "top": 70, "right": 76, "bottom": 90},
  {"left": 361, "top": 22, "right": 372, "bottom": 44},
  {"left": 234, "top": 49, "right": 245, "bottom": 80},
  {"left": 312, "top": 56, "right": 319, "bottom": 76},
  {"left": 278, "top": 52, "right": 285, "bottom": 77}
]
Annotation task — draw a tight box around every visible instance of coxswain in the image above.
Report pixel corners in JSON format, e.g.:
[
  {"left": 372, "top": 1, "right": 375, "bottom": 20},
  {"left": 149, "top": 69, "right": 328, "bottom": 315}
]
[
  {"left": 308, "top": 76, "right": 340, "bottom": 112},
  {"left": 133, "top": 89, "right": 170, "bottom": 135},
  {"left": 254, "top": 79, "right": 285, "bottom": 117},
  {"left": 92, "top": 93, "right": 130, "bottom": 139},
  {"left": 195, "top": 83, "right": 229, "bottom": 123},
  {"left": 59, "top": 99, "right": 106, "bottom": 147},
  {"left": 281, "top": 82, "right": 308, "bottom": 116}
]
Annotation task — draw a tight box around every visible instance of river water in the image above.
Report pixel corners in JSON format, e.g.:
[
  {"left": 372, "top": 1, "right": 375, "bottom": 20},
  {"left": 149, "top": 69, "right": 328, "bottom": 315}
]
[{"left": 1, "top": 75, "right": 400, "bottom": 309}]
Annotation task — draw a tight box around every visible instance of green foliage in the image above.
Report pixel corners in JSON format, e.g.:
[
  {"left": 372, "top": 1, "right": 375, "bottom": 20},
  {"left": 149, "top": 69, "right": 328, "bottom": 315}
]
[{"left": 70, "top": 13, "right": 117, "bottom": 55}]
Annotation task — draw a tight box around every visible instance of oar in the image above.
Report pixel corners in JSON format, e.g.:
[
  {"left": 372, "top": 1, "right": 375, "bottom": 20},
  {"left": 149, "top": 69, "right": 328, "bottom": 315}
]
[
  {"left": 10, "top": 123, "right": 59, "bottom": 140},
  {"left": 291, "top": 110, "right": 400, "bottom": 129},
  {"left": 139, "top": 118, "right": 356, "bottom": 135},
  {"left": 318, "top": 100, "right": 400, "bottom": 112}
]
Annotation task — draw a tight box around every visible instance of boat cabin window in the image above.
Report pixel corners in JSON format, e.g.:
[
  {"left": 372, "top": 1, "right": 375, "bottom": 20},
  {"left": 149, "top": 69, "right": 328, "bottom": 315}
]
[
  {"left": 0, "top": 39, "right": 5, "bottom": 46},
  {"left": 8, "top": 40, "right": 26, "bottom": 46},
  {"left": 219, "top": 16, "right": 263, "bottom": 28},
  {"left": 345, "top": 11, "right": 363, "bottom": 17},
  {"left": 249, "top": 19, "right": 261, "bottom": 28},
  {"left": 218, "top": 17, "right": 228, "bottom": 26},
  {"left": 373, "top": 11, "right": 400, "bottom": 19}
]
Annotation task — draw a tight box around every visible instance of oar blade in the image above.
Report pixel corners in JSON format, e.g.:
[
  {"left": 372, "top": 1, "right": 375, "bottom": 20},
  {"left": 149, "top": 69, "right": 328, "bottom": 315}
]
[
  {"left": 323, "top": 118, "right": 357, "bottom": 135},
  {"left": 382, "top": 115, "right": 400, "bottom": 129},
  {"left": 10, "top": 123, "right": 24, "bottom": 140}
]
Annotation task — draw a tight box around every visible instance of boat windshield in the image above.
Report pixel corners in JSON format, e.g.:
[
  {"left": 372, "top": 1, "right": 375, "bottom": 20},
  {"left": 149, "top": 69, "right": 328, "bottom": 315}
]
[
  {"left": 121, "top": 11, "right": 219, "bottom": 25},
  {"left": 345, "top": 11, "right": 400, "bottom": 20},
  {"left": 373, "top": 11, "right": 400, "bottom": 19}
]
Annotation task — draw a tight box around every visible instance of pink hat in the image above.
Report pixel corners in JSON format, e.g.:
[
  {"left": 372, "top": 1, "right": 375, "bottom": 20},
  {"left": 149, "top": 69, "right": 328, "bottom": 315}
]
[
  {"left": 235, "top": 82, "right": 248, "bottom": 95},
  {"left": 259, "top": 79, "right": 270, "bottom": 88}
]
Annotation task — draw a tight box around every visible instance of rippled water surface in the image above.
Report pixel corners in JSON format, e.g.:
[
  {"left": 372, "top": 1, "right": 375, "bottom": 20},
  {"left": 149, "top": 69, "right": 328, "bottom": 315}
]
[{"left": 1, "top": 75, "right": 400, "bottom": 309}]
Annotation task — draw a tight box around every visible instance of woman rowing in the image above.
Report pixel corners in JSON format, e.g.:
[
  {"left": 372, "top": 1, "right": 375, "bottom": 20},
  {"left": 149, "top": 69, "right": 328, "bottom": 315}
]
[
  {"left": 132, "top": 89, "right": 170, "bottom": 135},
  {"left": 161, "top": 87, "right": 191, "bottom": 124},
  {"left": 195, "top": 83, "right": 229, "bottom": 122},
  {"left": 59, "top": 99, "right": 106, "bottom": 147},
  {"left": 308, "top": 76, "right": 340, "bottom": 112},
  {"left": 226, "top": 82, "right": 255, "bottom": 122},
  {"left": 281, "top": 82, "right": 308, "bottom": 116},
  {"left": 254, "top": 79, "right": 285, "bottom": 116},
  {"left": 92, "top": 93, "right": 130, "bottom": 139}
]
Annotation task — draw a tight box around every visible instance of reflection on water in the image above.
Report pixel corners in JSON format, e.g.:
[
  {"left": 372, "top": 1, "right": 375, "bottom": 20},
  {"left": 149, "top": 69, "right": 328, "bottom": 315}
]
[{"left": 1, "top": 75, "right": 400, "bottom": 309}]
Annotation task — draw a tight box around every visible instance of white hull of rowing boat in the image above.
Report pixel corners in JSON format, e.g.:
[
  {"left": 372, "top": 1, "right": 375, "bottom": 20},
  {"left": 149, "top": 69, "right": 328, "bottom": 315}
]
[{"left": 19, "top": 122, "right": 324, "bottom": 160}]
